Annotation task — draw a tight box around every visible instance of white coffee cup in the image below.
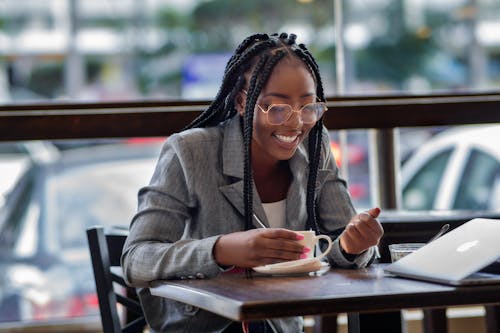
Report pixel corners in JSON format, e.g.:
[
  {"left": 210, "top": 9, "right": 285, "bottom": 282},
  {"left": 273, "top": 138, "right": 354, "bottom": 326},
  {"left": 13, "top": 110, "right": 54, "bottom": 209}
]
[{"left": 296, "top": 230, "right": 333, "bottom": 260}]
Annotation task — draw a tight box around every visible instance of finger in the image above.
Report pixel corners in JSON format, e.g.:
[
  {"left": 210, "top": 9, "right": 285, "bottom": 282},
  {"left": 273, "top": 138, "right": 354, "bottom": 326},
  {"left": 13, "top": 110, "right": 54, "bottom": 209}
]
[
  {"left": 359, "top": 207, "right": 380, "bottom": 219},
  {"left": 264, "top": 239, "right": 306, "bottom": 254},
  {"left": 370, "top": 220, "right": 384, "bottom": 236},
  {"left": 345, "top": 222, "right": 368, "bottom": 243},
  {"left": 348, "top": 221, "right": 380, "bottom": 248},
  {"left": 262, "top": 228, "right": 304, "bottom": 240},
  {"left": 264, "top": 248, "right": 306, "bottom": 261},
  {"left": 357, "top": 216, "right": 384, "bottom": 236},
  {"left": 367, "top": 207, "right": 381, "bottom": 218},
  {"left": 352, "top": 220, "right": 383, "bottom": 243},
  {"left": 358, "top": 212, "right": 384, "bottom": 235},
  {"left": 254, "top": 243, "right": 305, "bottom": 262}
]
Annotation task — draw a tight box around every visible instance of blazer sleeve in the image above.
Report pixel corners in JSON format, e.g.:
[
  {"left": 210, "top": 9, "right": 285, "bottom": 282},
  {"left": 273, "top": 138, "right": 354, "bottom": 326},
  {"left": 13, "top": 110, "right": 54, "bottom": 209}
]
[{"left": 121, "top": 135, "right": 225, "bottom": 288}]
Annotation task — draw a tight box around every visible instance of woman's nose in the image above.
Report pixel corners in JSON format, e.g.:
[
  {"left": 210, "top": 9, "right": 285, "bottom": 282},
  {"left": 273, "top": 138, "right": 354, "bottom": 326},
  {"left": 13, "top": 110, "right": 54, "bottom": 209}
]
[{"left": 284, "top": 110, "right": 303, "bottom": 127}]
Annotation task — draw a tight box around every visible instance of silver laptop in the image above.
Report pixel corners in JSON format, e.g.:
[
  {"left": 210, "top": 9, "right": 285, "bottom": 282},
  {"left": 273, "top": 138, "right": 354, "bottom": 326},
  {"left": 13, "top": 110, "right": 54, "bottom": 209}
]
[{"left": 384, "top": 218, "right": 500, "bottom": 286}]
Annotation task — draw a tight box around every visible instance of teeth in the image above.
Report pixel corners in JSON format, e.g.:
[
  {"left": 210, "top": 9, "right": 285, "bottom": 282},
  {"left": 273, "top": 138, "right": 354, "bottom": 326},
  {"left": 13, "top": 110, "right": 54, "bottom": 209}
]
[{"left": 275, "top": 134, "right": 298, "bottom": 143}]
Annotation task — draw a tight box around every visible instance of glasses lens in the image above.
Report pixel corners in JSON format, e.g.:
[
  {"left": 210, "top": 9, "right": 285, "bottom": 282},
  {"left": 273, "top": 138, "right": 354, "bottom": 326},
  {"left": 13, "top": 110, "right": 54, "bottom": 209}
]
[
  {"left": 265, "top": 103, "right": 326, "bottom": 125},
  {"left": 301, "top": 103, "right": 326, "bottom": 123},
  {"left": 268, "top": 105, "right": 292, "bottom": 125}
]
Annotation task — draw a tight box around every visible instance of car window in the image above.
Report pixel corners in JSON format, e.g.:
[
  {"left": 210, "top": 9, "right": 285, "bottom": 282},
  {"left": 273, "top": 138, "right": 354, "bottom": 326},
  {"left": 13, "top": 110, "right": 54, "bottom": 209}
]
[
  {"left": 490, "top": 174, "right": 500, "bottom": 210},
  {"left": 0, "top": 168, "right": 36, "bottom": 256},
  {"left": 453, "top": 149, "right": 500, "bottom": 210},
  {"left": 402, "top": 148, "right": 453, "bottom": 210},
  {"left": 48, "top": 158, "right": 155, "bottom": 251}
]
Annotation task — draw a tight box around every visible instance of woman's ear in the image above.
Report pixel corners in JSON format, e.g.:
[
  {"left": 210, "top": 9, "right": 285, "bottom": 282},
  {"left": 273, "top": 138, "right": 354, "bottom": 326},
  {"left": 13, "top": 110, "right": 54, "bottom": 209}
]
[{"left": 235, "top": 92, "right": 245, "bottom": 116}]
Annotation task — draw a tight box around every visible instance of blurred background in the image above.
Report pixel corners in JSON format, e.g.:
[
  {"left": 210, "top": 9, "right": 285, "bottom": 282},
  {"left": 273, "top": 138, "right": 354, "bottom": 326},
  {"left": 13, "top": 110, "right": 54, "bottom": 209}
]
[
  {"left": 1, "top": 0, "right": 499, "bottom": 102},
  {"left": 0, "top": 0, "right": 499, "bottom": 331}
]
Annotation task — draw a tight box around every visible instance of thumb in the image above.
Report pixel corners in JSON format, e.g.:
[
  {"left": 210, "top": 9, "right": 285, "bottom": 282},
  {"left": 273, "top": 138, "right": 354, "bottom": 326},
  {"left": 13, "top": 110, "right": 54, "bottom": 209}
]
[{"left": 366, "top": 207, "right": 381, "bottom": 218}]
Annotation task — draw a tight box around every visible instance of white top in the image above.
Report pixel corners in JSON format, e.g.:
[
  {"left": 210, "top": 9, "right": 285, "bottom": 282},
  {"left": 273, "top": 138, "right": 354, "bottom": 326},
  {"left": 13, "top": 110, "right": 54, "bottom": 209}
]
[{"left": 262, "top": 199, "right": 286, "bottom": 229}]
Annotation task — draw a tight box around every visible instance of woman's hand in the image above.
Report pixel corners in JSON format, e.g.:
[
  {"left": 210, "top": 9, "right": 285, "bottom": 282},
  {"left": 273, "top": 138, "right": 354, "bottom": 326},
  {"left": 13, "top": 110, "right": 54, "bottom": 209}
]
[
  {"left": 213, "top": 228, "right": 307, "bottom": 268},
  {"left": 339, "top": 207, "right": 384, "bottom": 255}
]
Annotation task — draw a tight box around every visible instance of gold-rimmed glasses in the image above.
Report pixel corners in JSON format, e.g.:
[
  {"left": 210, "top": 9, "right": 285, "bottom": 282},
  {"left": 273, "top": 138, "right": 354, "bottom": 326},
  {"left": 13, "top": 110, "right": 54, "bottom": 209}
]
[{"left": 242, "top": 90, "right": 327, "bottom": 125}]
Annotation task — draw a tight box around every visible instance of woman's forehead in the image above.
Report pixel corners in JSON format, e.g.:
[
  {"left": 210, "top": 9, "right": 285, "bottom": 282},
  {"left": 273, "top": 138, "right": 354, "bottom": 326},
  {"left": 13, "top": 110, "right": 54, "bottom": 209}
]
[
  {"left": 271, "top": 57, "right": 310, "bottom": 75},
  {"left": 261, "top": 61, "right": 316, "bottom": 96}
]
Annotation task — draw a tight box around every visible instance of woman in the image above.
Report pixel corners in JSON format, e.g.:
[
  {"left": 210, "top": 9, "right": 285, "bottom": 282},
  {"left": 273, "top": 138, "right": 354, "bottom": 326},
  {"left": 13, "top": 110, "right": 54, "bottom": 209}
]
[{"left": 121, "top": 32, "right": 383, "bottom": 333}]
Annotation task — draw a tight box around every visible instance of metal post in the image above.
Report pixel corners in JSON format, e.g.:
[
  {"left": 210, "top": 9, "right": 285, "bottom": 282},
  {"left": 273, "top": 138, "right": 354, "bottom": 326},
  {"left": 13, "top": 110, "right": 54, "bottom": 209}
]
[
  {"left": 334, "top": 0, "right": 349, "bottom": 182},
  {"left": 65, "top": 0, "right": 85, "bottom": 99}
]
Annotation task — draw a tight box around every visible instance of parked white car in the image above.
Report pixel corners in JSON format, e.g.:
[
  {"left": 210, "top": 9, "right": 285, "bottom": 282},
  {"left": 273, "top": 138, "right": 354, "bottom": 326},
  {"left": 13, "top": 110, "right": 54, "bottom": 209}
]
[
  {"left": 0, "top": 141, "right": 59, "bottom": 212},
  {"left": 401, "top": 124, "right": 500, "bottom": 211},
  {"left": 0, "top": 142, "right": 160, "bottom": 328}
]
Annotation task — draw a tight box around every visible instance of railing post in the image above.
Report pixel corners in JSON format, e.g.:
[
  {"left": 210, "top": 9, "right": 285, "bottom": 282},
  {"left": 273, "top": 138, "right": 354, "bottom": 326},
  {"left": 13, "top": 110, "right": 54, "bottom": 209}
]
[
  {"left": 370, "top": 128, "right": 448, "bottom": 333},
  {"left": 359, "top": 128, "right": 405, "bottom": 333},
  {"left": 369, "top": 128, "right": 401, "bottom": 209}
]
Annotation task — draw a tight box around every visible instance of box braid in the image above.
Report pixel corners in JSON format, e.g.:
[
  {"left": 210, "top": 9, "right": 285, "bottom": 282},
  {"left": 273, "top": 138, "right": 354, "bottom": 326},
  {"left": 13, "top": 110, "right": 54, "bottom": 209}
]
[
  {"left": 242, "top": 51, "right": 287, "bottom": 231},
  {"left": 293, "top": 44, "right": 327, "bottom": 233},
  {"left": 186, "top": 32, "right": 327, "bottom": 236}
]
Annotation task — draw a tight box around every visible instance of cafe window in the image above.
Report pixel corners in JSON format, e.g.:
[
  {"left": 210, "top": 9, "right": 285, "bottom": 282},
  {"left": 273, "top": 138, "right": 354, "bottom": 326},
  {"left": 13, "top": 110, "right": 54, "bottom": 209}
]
[
  {"left": 2, "top": 0, "right": 500, "bottom": 210},
  {"left": 2, "top": 0, "right": 500, "bottom": 102},
  {"left": 1, "top": 3, "right": 499, "bottom": 209}
]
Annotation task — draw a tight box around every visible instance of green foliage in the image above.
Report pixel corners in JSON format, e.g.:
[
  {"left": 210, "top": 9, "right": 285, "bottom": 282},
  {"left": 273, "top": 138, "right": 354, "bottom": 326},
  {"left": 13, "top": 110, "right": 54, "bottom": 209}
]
[
  {"left": 314, "top": 44, "right": 336, "bottom": 79},
  {"left": 312, "top": 44, "right": 335, "bottom": 63},
  {"left": 189, "top": 0, "right": 333, "bottom": 51},
  {"left": 133, "top": 8, "right": 192, "bottom": 94},
  {"left": 134, "top": 40, "right": 179, "bottom": 95},
  {"left": 155, "top": 8, "right": 187, "bottom": 29},
  {"left": 136, "top": 66, "right": 182, "bottom": 95},
  {"left": 85, "top": 56, "right": 105, "bottom": 82},
  {"left": 355, "top": 30, "right": 436, "bottom": 84}
]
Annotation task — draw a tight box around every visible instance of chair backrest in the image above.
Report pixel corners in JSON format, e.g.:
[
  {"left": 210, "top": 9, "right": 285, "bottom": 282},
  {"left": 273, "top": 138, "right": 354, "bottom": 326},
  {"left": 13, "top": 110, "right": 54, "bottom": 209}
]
[{"left": 86, "top": 226, "right": 147, "bottom": 333}]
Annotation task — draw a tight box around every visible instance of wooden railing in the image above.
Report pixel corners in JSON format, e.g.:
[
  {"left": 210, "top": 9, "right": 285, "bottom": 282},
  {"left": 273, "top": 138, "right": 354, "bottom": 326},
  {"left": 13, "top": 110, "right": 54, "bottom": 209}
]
[{"left": 1, "top": 92, "right": 499, "bottom": 140}]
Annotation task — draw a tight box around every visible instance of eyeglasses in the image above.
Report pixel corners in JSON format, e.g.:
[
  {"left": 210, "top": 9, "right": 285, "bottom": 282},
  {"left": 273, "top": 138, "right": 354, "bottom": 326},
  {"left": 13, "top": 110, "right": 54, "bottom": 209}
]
[
  {"left": 256, "top": 103, "right": 327, "bottom": 125},
  {"left": 242, "top": 90, "right": 327, "bottom": 125}
]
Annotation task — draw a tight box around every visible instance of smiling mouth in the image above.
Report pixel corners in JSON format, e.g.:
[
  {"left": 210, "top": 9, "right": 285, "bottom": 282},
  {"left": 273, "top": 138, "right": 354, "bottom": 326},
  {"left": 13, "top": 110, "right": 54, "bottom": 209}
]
[{"left": 274, "top": 134, "right": 299, "bottom": 143}]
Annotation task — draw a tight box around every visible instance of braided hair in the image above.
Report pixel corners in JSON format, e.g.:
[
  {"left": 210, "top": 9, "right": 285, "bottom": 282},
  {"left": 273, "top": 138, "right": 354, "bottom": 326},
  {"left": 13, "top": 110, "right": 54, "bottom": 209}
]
[{"left": 186, "top": 32, "right": 326, "bottom": 234}]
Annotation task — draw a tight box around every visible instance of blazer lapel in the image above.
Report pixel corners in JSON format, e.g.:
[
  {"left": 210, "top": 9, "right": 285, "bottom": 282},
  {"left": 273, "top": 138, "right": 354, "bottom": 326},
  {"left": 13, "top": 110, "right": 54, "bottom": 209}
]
[
  {"left": 219, "top": 181, "right": 268, "bottom": 228},
  {"left": 218, "top": 117, "right": 269, "bottom": 228}
]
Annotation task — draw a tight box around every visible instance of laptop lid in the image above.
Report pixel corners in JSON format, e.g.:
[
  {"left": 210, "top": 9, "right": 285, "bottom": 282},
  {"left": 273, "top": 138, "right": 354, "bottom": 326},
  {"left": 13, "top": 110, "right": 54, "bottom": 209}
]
[{"left": 384, "top": 218, "right": 500, "bottom": 286}]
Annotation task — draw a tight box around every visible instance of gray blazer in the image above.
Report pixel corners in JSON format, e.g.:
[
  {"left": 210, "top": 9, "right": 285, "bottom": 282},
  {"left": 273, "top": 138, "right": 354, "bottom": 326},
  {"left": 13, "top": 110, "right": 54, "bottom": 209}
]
[{"left": 121, "top": 115, "right": 375, "bottom": 333}]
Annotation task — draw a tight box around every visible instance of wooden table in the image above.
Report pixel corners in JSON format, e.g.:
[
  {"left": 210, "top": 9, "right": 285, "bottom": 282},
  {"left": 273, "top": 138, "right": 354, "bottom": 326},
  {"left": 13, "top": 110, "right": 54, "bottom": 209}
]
[{"left": 150, "top": 264, "right": 500, "bottom": 332}]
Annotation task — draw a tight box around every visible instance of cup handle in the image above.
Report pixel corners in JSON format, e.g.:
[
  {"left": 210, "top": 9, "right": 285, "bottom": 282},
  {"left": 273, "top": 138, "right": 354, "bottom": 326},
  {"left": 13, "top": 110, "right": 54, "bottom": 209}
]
[{"left": 314, "top": 235, "right": 333, "bottom": 260}]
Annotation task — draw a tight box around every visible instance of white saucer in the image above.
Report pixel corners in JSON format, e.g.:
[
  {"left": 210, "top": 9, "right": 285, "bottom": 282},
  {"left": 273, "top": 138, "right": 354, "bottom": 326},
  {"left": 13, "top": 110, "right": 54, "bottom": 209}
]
[{"left": 253, "top": 258, "right": 329, "bottom": 276}]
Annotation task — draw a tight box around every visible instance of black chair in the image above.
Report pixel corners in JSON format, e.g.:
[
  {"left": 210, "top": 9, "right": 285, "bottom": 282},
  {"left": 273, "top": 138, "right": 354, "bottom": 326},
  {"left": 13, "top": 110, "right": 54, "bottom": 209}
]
[{"left": 87, "top": 226, "right": 147, "bottom": 333}]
